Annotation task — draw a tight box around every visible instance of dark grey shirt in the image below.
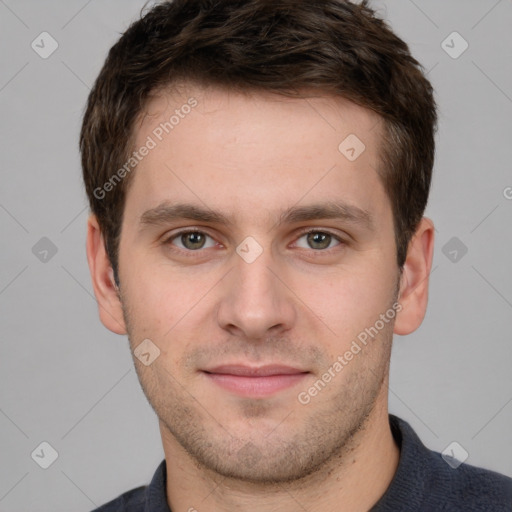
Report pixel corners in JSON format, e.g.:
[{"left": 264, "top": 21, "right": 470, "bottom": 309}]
[{"left": 92, "top": 415, "right": 512, "bottom": 511}]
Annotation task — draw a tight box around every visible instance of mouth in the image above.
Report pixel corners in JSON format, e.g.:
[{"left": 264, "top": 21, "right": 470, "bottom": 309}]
[{"left": 201, "top": 364, "right": 310, "bottom": 398}]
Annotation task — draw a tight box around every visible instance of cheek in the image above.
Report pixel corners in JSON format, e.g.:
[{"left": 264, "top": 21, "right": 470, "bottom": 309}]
[
  {"left": 120, "top": 265, "right": 173, "bottom": 335},
  {"left": 122, "top": 260, "right": 215, "bottom": 339},
  {"left": 300, "top": 263, "right": 396, "bottom": 344}
]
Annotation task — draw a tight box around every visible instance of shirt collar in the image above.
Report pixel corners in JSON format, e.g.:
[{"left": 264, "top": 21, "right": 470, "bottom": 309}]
[{"left": 144, "top": 458, "right": 171, "bottom": 512}]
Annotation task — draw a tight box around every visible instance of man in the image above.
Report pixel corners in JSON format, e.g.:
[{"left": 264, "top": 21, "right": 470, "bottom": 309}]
[{"left": 81, "top": 0, "right": 512, "bottom": 510}]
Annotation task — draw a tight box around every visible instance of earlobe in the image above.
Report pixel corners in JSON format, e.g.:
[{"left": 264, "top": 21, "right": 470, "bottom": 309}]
[
  {"left": 86, "top": 214, "right": 127, "bottom": 335},
  {"left": 393, "top": 217, "right": 435, "bottom": 336}
]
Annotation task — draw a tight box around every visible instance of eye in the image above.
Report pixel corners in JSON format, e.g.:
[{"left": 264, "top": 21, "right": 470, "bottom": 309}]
[
  {"left": 165, "top": 229, "right": 217, "bottom": 251},
  {"left": 294, "top": 229, "right": 343, "bottom": 251},
  {"left": 163, "top": 228, "right": 344, "bottom": 255}
]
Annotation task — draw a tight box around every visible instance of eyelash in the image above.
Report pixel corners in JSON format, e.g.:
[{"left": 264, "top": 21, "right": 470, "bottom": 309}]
[{"left": 162, "top": 227, "right": 345, "bottom": 256}]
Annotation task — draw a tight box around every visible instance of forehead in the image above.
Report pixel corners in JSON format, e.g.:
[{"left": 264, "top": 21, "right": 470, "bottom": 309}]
[
  {"left": 124, "top": 83, "right": 389, "bottom": 229},
  {"left": 137, "top": 83, "right": 383, "bottom": 148}
]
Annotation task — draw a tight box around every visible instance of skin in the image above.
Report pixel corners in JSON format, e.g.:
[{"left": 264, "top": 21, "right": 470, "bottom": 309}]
[{"left": 87, "top": 84, "right": 434, "bottom": 512}]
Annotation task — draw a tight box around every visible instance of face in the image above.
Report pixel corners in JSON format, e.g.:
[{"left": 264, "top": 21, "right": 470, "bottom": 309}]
[{"left": 115, "top": 85, "right": 402, "bottom": 483}]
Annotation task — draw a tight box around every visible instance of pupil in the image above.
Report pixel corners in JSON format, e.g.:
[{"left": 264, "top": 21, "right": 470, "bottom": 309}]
[
  {"left": 184, "top": 232, "right": 204, "bottom": 249},
  {"left": 308, "top": 232, "right": 330, "bottom": 249}
]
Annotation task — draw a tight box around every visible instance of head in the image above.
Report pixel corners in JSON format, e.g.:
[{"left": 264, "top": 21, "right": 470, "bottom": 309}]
[{"left": 83, "top": 0, "right": 436, "bottom": 484}]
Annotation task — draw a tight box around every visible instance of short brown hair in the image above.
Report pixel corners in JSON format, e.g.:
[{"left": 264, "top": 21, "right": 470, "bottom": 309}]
[{"left": 80, "top": 0, "right": 437, "bottom": 285}]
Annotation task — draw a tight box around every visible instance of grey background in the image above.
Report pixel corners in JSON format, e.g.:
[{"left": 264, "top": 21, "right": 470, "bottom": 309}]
[{"left": 0, "top": 0, "right": 511, "bottom": 510}]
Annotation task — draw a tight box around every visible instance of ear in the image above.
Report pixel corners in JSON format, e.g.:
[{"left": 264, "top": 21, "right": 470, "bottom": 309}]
[
  {"left": 394, "top": 217, "right": 435, "bottom": 335},
  {"left": 86, "top": 214, "right": 127, "bottom": 335}
]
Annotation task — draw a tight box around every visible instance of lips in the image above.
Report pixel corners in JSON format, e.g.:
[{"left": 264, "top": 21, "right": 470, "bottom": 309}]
[
  {"left": 202, "top": 364, "right": 309, "bottom": 397},
  {"left": 204, "top": 364, "right": 307, "bottom": 377}
]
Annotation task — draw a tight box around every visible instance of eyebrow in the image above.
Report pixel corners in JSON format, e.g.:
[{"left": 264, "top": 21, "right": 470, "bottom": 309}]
[{"left": 138, "top": 200, "right": 374, "bottom": 232}]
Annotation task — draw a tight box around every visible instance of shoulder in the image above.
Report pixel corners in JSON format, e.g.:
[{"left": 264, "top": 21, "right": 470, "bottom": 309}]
[
  {"left": 88, "top": 459, "right": 168, "bottom": 512},
  {"left": 434, "top": 455, "right": 512, "bottom": 511},
  {"left": 89, "top": 485, "right": 147, "bottom": 512},
  {"left": 378, "top": 415, "right": 512, "bottom": 511}
]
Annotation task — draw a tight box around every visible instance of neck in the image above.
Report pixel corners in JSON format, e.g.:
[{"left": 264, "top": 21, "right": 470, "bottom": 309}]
[{"left": 161, "top": 391, "right": 399, "bottom": 512}]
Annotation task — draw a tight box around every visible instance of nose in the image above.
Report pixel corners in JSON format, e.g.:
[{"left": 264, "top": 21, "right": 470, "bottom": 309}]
[{"left": 216, "top": 246, "right": 297, "bottom": 341}]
